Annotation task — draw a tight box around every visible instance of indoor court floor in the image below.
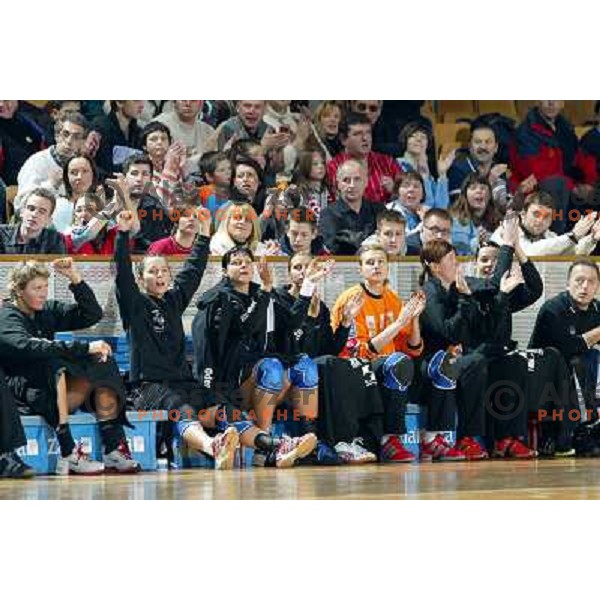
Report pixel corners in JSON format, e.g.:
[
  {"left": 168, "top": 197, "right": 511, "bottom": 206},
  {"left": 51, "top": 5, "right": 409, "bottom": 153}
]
[{"left": 2, "top": 459, "right": 600, "bottom": 499}]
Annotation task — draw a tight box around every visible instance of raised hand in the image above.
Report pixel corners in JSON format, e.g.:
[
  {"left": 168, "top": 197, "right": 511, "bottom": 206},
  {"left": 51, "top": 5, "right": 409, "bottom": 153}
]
[
  {"left": 116, "top": 210, "right": 136, "bottom": 233},
  {"left": 105, "top": 173, "right": 132, "bottom": 212},
  {"left": 308, "top": 291, "right": 321, "bottom": 319},
  {"left": 257, "top": 257, "right": 274, "bottom": 292},
  {"left": 88, "top": 340, "right": 112, "bottom": 363},
  {"left": 518, "top": 174, "right": 537, "bottom": 195},
  {"left": 489, "top": 163, "right": 508, "bottom": 183},
  {"left": 572, "top": 211, "right": 596, "bottom": 241},
  {"left": 501, "top": 210, "right": 520, "bottom": 247},
  {"left": 305, "top": 258, "right": 335, "bottom": 283},
  {"left": 341, "top": 291, "right": 365, "bottom": 327},
  {"left": 500, "top": 268, "right": 524, "bottom": 294},
  {"left": 409, "top": 289, "right": 427, "bottom": 318},
  {"left": 437, "top": 149, "right": 456, "bottom": 178},
  {"left": 455, "top": 265, "right": 472, "bottom": 295},
  {"left": 196, "top": 206, "right": 211, "bottom": 238},
  {"left": 52, "top": 257, "right": 82, "bottom": 285}
]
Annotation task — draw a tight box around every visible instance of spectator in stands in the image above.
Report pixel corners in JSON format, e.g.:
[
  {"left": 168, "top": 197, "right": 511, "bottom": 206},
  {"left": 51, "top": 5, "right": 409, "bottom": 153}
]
[
  {"left": 0, "top": 100, "right": 46, "bottom": 187},
  {"left": 0, "top": 178, "right": 6, "bottom": 224},
  {"left": 529, "top": 259, "right": 600, "bottom": 446},
  {"left": 331, "top": 244, "right": 427, "bottom": 463},
  {"left": 0, "top": 258, "right": 139, "bottom": 474},
  {"left": 474, "top": 240, "right": 500, "bottom": 278},
  {"left": 0, "top": 366, "right": 35, "bottom": 478},
  {"left": 310, "top": 101, "right": 344, "bottom": 161},
  {"left": 386, "top": 171, "right": 428, "bottom": 252},
  {"left": 276, "top": 206, "right": 329, "bottom": 257},
  {"left": 579, "top": 101, "right": 600, "bottom": 180},
  {"left": 15, "top": 112, "right": 89, "bottom": 210},
  {"left": 44, "top": 101, "right": 82, "bottom": 144},
  {"left": 397, "top": 121, "right": 454, "bottom": 208},
  {"left": 327, "top": 113, "right": 402, "bottom": 204},
  {"left": 121, "top": 154, "right": 171, "bottom": 252},
  {"left": 372, "top": 101, "right": 430, "bottom": 157},
  {"left": 213, "top": 101, "right": 270, "bottom": 150},
  {"left": 448, "top": 122, "right": 509, "bottom": 209},
  {"left": 153, "top": 101, "right": 215, "bottom": 174},
  {"left": 209, "top": 201, "right": 261, "bottom": 256},
  {"left": 405, "top": 207, "right": 453, "bottom": 256},
  {"left": 231, "top": 157, "right": 265, "bottom": 211},
  {"left": 449, "top": 174, "right": 501, "bottom": 256},
  {"left": 490, "top": 191, "right": 600, "bottom": 256},
  {"left": 363, "top": 209, "right": 407, "bottom": 257},
  {"left": 52, "top": 154, "right": 99, "bottom": 233},
  {"left": 64, "top": 175, "right": 137, "bottom": 255},
  {"left": 198, "top": 151, "right": 232, "bottom": 220},
  {"left": 291, "top": 148, "right": 334, "bottom": 222},
  {"left": 147, "top": 201, "right": 203, "bottom": 256},
  {"left": 319, "top": 159, "right": 381, "bottom": 255},
  {"left": 192, "top": 247, "right": 319, "bottom": 467},
  {"left": 93, "top": 101, "right": 144, "bottom": 177},
  {"left": 0, "top": 187, "right": 65, "bottom": 254}
]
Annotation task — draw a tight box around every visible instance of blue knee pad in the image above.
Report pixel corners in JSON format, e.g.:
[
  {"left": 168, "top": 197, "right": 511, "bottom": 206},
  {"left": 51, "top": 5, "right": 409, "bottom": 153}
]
[
  {"left": 253, "top": 358, "right": 285, "bottom": 393},
  {"left": 288, "top": 354, "right": 319, "bottom": 389},
  {"left": 382, "top": 352, "right": 414, "bottom": 392},
  {"left": 427, "top": 349, "right": 457, "bottom": 391}
]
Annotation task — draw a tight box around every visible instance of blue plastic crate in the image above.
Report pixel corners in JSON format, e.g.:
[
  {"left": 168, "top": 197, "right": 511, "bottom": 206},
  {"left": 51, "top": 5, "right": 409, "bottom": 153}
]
[{"left": 19, "top": 410, "right": 168, "bottom": 474}]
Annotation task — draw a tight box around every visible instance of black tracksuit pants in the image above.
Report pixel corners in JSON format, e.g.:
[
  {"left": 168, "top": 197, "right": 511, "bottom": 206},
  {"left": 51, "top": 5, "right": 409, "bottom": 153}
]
[{"left": 0, "top": 368, "right": 26, "bottom": 454}]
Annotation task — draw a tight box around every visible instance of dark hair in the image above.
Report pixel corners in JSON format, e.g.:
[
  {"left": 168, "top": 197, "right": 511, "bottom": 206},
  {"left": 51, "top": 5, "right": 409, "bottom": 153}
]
[
  {"left": 377, "top": 208, "right": 406, "bottom": 228},
  {"left": 232, "top": 157, "right": 264, "bottom": 186},
  {"left": 56, "top": 111, "right": 89, "bottom": 135},
  {"left": 287, "top": 206, "right": 317, "bottom": 230},
  {"left": 47, "top": 100, "right": 81, "bottom": 114},
  {"left": 293, "top": 148, "right": 326, "bottom": 185},
  {"left": 398, "top": 121, "right": 438, "bottom": 178},
  {"left": 419, "top": 240, "right": 456, "bottom": 285},
  {"left": 568, "top": 259, "right": 600, "bottom": 280},
  {"left": 476, "top": 239, "right": 500, "bottom": 258},
  {"left": 221, "top": 245, "right": 255, "bottom": 270},
  {"left": 200, "top": 151, "right": 230, "bottom": 179},
  {"left": 339, "top": 112, "right": 371, "bottom": 139},
  {"left": 229, "top": 139, "right": 263, "bottom": 163},
  {"left": 141, "top": 121, "right": 172, "bottom": 149},
  {"left": 450, "top": 173, "right": 499, "bottom": 231},
  {"left": 470, "top": 120, "right": 498, "bottom": 142},
  {"left": 63, "top": 153, "right": 98, "bottom": 197},
  {"left": 423, "top": 208, "right": 452, "bottom": 226},
  {"left": 595, "top": 101, "right": 600, "bottom": 116},
  {"left": 122, "top": 153, "right": 154, "bottom": 176},
  {"left": 523, "top": 190, "right": 554, "bottom": 211},
  {"left": 398, "top": 170, "right": 426, "bottom": 199}
]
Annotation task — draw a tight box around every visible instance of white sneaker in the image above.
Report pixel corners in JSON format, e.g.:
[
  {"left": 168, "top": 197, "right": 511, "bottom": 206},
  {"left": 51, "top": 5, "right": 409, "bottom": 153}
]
[
  {"left": 56, "top": 443, "right": 105, "bottom": 476},
  {"left": 334, "top": 438, "right": 377, "bottom": 464},
  {"left": 212, "top": 427, "right": 239, "bottom": 470},
  {"left": 103, "top": 441, "right": 141, "bottom": 473},
  {"left": 275, "top": 433, "right": 317, "bottom": 468}
]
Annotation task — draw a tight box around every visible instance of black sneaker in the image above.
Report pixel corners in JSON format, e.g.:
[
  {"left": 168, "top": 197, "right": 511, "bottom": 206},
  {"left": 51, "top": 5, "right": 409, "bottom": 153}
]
[{"left": 0, "top": 452, "right": 36, "bottom": 479}]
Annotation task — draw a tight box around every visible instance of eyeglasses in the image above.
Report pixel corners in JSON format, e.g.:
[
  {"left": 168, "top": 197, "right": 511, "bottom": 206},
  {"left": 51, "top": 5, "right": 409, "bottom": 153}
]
[
  {"left": 356, "top": 102, "right": 380, "bottom": 113},
  {"left": 424, "top": 225, "right": 451, "bottom": 236},
  {"left": 58, "top": 129, "right": 85, "bottom": 142}
]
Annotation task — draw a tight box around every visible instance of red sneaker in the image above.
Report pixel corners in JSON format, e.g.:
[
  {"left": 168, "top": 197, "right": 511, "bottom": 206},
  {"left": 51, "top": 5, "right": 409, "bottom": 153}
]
[
  {"left": 380, "top": 436, "right": 416, "bottom": 463},
  {"left": 457, "top": 436, "right": 489, "bottom": 461},
  {"left": 420, "top": 434, "right": 466, "bottom": 462},
  {"left": 492, "top": 437, "right": 538, "bottom": 460}
]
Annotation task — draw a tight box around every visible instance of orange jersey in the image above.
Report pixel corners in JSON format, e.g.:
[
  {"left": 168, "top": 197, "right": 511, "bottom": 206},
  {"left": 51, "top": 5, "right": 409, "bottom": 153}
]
[{"left": 331, "top": 283, "right": 424, "bottom": 360}]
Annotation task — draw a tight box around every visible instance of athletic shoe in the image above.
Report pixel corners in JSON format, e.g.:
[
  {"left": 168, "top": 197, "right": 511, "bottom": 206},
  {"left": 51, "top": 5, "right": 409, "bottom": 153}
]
[
  {"left": 381, "top": 435, "right": 416, "bottom": 463},
  {"left": 554, "top": 448, "right": 576, "bottom": 458},
  {"left": 298, "top": 440, "right": 343, "bottom": 466},
  {"left": 334, "top": 438, "right": 377, "bottom": 464},
  {"left": 103, "top": 440, "right": 141, "bottom": 473},
  {"left": 420, "top": 434, "right": 466, "bottom": 462},
  {"left": 492, "top": 437, "right": 538, "bottom": 460},
  {"left": 0, "top": 452, "right": 35, "bottom": 478},
  {"left": 212, "top": 427, "right": 239, "bottom": 470},
  {"left": 57, "top": 443, "right": 105, "bottom": 475},
  {"left": 457, "top": 436, "right": 489, "bottom": 460},
  {"left": 274, "top": 433, "right": 317, "bottom": 468}
]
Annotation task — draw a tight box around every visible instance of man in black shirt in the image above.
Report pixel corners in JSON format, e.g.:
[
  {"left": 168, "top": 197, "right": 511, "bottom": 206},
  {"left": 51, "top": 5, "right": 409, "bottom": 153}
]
[
  {"left": 530, "top": 260, "right": 600, "bottom": 424},
  {"left": 318, "top": 159, "right": 381, "bottom": 254},
  {"left": 0, "top": 187, "right": 65, "bottom": 254}
]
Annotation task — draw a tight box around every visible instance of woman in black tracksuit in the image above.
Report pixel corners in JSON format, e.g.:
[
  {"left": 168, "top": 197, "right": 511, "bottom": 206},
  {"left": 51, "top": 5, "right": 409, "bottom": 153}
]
[
  {"left": 192, "top": 247, "right": 320, "bottom": 468},
  {"left": 0, "top": 258, "right": 136, "bottom": 475}
]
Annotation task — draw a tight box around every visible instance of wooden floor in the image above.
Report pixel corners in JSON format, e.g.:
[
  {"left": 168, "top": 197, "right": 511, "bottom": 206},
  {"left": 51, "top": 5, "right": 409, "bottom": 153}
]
[{"left": 3, "top": 459, "right": 600, "bottom": 499}]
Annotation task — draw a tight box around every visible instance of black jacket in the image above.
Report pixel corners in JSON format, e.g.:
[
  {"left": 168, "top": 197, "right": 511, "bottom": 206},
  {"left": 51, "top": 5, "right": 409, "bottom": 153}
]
[
  {"left": 272, "top": 286, "right": 349, "bottom": 358},
  {"left": 529, "top": 291, "right": 600, "bottom": 360},
  {"left": 0, "top": 225, "right": 66, "bottom": 255},
  {"left": 318, "top": 198, "right": 381, "bottom": 255},
  {"left": 0, "top": 282, "right": 102, "bottom": 425},
  {"left": 114, "top": 230, "right": 209, "bottom": 384},
  {"left": 132, "top": 194, "right": 173, "bottom": 253},
  {"left": 193, "top": 280, "right": 274, "bottom": 392},
  {"left": 92, "top": 112, "right": 142, "bottom": 178}
]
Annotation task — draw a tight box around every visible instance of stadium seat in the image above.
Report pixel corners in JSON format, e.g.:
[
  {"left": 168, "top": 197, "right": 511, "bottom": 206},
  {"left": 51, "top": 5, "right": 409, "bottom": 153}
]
[
  {"left": 434, "top": 123, "right": 471, "bottom": 150},
  {"left": 477, "top": 100, "right": 518, "bottom": 119},
  {"left": 564, "top": 100, "right": 596, "bottom": 126},
  {"left": 575, "top": 126, "right": 591, "bottom": 139},
  {"left": 516, "top": 100, "right": 538, "bottom": 121},
  {"left": 442, "top": 112, "right": 477, "bottom": 124},
  {"left": 437, "top": 100, "right": 476, "bottom": 118}
]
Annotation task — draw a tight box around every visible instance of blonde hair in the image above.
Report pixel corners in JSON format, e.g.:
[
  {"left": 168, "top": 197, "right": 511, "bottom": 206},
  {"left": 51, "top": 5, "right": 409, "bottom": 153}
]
[
  {"left": 210, "top": 202, "right": 261, "bottom": 255},
  {"left": 7, "top": 261, "right": 50, "bottom": 300},
  {"left": 358, "top": 242, "right": 389, "bottom": 264}
]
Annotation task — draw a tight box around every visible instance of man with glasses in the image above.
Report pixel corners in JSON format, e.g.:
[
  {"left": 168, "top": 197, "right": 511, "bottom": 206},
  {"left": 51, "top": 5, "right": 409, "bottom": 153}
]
[
  {"left": 406, "top": 208, "right": 452, "bottom": 255},
  {"left": 327, "top": 112, "right": 401, "bottom": 204},
  {"left": 14, "top": 112, "right": 90, "bottom": 211}
]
